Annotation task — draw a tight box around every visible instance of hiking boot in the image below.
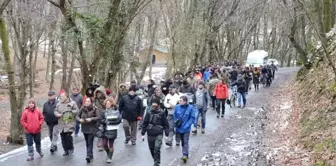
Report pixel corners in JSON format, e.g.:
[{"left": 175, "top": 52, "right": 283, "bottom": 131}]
[
  {"left": 26, "top": 156, "right": 34, "bottom": 161},
  {"left": 221, "top": 115, "right": 224, "bottom": 118},
  {"left": 181, "top": 156, "right": 188, "bottom": 163},
  {"left": 63, "top": 151, "right": 69, "bottom": 156},
  {"left": 201, "top": 129, "right": 205, "bottom": 134},
  {"left": 165, "top": 142, "right": 172, "bottom": 146},
  {"left": 216, "top": 114, "right": 219, "bottom": 118},
  {"left": 38, "top": 152, "right": 44, "bottom": 157},
  {"left": 192, "top": 128, "right": 197, "bottom": 134},
  {"left": 86, "top": 156, "right": 91, "bottom": 163},
  {"left": 124, "top": 139, "right": 130, "bottom": 144},
  {"left": 68, "top": 149, "right": 74, "bottom": 155}
]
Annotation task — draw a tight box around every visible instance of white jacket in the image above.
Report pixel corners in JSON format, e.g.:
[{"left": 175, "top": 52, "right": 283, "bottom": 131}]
[{"left": 164, "top": 93, "right": 180, "bottom": 115}]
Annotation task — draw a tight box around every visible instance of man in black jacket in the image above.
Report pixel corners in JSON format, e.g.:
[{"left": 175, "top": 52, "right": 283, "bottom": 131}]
[
  {"left": 43, "top": 91, "right": 59, "bottom": 153},
  {"left": 231, "top": 75, "right": 247, "bottom": 108},
  {"left": 119, "top": 86, "right": 143, "bottom": 145},
  {"left": 141, "top": 98, "right": 169, "bottom": 166}
]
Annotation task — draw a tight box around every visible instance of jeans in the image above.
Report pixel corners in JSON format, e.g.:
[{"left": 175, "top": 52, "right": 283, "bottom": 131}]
[
  {"left": 60, "top": 132, "right": 74, "bottom": 151},
  {"left": 210, "top": 96, "right": 216, "bottom": 108},
  {"left": 237, "top": 92, "right": 247, "bottom": 106},
  {"left": 195, "top": 107, "right": 206, "bottom": 128},
  {"left": 75, "top": 120, "right": 80, "bottom": 135},
  {"left": 148, "top": 135, "right": 163, "bottom": 166},
  {"left": 83, "top": 133, "right": 95, "bottom": 158},
  {"left": 123, "top": 119, "right": 138, "bottom": 143},
  {"left": 176, "top": 132, "right": 190, "bottom": 157},
  {"left": 25, "top": 133, "right": 41, "bottom": 156},
  {"left": 166, "top": 114, "right": 180, "bottom": 144},
  {"left": 216, "top": 99, "right": 226, "bottom": 115}
]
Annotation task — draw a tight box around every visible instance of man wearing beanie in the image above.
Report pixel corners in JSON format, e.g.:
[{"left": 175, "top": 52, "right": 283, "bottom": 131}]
[
  {"left": 141, "top": 98, "right": 169, "bottom": 166},
  {"left": 119, "top": 85, "right": 143, "bottom": 145}
]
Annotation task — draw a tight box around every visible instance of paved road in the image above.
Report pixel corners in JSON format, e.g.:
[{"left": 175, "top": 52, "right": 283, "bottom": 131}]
[{"left": 0, "top": 67, "right": 299, "bottom": 166}]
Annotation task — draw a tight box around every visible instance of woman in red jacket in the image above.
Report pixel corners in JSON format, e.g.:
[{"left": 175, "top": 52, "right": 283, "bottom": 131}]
[
  {"left": 20, "top": 98, "right": 45, "bottom": 161},
  {"left": 213, "top": 79, "right": 229, "bottom": 118}
]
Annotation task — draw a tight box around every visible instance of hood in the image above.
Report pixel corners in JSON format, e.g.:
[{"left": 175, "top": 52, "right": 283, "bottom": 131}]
[
  {"left": 94, "top": 86, "right": 107, "bottom": 98},
  {"left": 119, "top": 84, "right": 127, "bottom": 89}
]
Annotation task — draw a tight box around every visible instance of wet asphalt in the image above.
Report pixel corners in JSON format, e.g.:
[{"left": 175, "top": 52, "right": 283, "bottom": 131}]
[{"left": 0, "top": 67, "right": 298, "bottom": 166}]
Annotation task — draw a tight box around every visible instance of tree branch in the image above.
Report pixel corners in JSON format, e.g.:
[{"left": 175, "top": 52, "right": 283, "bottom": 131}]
[
  {"left": 46, "top": 0, "right": 60, "bottom": 8},
  {"left": 0, "top": 0, "right": 11, "bottom": 15}
]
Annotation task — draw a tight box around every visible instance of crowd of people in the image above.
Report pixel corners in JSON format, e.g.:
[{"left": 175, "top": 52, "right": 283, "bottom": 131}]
[{"left": 19, "top": 61, "right": 278, "bottom": 165}]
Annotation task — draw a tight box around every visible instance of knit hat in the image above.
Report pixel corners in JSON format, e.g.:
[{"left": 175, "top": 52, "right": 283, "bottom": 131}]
[
  {"left": 151, "top": 98, "right": 161, "bottom": 105},
  {"left": 129, "top": 85, "right": 137, "bottom": 92}
]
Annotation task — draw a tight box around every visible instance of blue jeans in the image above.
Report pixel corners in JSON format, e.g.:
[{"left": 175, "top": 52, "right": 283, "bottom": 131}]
[
  {"left": 75, "top": 119, "right": 80, "bottom": 135},
  {"left": 194, "top": 107, "right": 206, "bottom": 129},
  {"left": 237, "top": 92, "right": 247, "bottom": 106},
  {"left": 176, "top": 132, "right": 190, "bottom": 157}
]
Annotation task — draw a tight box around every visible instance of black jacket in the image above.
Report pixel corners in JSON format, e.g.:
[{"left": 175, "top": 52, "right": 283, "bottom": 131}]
[
  {"left": 119, "top": 94, "right": 143, "bottom": 121},
  {"left": 42, "top": 99, "right": 58, "bottom": 125},
  {"left": 231, "top": 79, "right": 247, "bottom": 93},
  {"left": 141, "top": 109, "right": 169, "bottom": 136}
]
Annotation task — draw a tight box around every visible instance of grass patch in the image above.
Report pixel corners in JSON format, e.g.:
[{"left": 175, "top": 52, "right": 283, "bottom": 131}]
[
  {"left": 313, "top": 160, "right": 327, "bottom": 166},
  {"left": 313, "top": 137, "right": 336, "bottom": 153}
]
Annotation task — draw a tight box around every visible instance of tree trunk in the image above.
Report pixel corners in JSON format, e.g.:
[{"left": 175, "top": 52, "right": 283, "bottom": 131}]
[
  {"left": 33, "top": 43, "right": 38, "bottom": 88},
  {"left": 323, "top": 0, "right": 332, "bottom": 33},
  {"left": 0, "top": 17, "right": 23, "bottom": 144},
  {"left": 45, "top": 38, "right": 51, "bottom": 81},
  {"left": 28, "top": 43, "right": 34, "bottom": 98},
  {"left": 49, "top": 36, "right": 56, "bottom": 90},
  {"left": 66, "top": 50, "right": 76, "bottom": 93},
  {"left": 60, "top": 37, "right": 68, "bottom": 92}
]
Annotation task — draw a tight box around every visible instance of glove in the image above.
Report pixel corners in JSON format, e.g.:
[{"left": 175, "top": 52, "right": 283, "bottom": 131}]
[{"left": 137, "top": 116, "right": 142, "bottom": 121}]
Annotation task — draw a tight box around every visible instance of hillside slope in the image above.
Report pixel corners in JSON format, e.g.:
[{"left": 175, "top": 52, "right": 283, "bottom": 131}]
[{"left": 294, "top": 40, "right": 336, "bottom": 165}]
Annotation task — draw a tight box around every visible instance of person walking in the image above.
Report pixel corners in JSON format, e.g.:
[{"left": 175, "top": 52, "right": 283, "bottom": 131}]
[
  {"left": 163, "top": 85, "right": 180, "bottom": 146},
  {"left": 76, "top": 97, "right": 99, "bottom": 163},
  {"left": 231, "top": 74, "right": 248, "bottom": 108},
  {"left": 192, "top": 82, "right": 210, "bottom": 134},
  {"left": 141, "top": 98, "right": 169, "bottom": 166},
  {"left": 99, "top": 97, "right": 121, "bottom": 163},
  {"left": 173, "top": 96, "right": 196, "bottom": 163},
  {"left": 54, "top": 92, "right": 79, "bottom": 156},
  {"left": 213, "top": 79, "right": 229, "bottom": 118},
  {"left": 42, "top": 91, "right": 59, "bottom": 153},
  {"left": 71, "top": 88, "right": 83, "bottom": 137},
  {"left": 119, "top": 86, "right": 143, "bottom": 145},
  {"left": 20, "top": 98, "right": 44, "bottom": 161},
  {"left": 93, "top": 86, "right": 107, "bottom": 151}
]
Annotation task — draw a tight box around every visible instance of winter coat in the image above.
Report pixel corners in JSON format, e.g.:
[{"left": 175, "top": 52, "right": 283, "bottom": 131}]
[
  {"left": 141, "top": 108, "right": 169, "bottom": 136},
  {"left": 94, "top": 86, "right": 106, "bottom": 111},
  {"left": 164, "top": 93, "right": 181, "bottom": 115},
  {"left": 161, "top": 84, "right": 170, "bottom": 96},
  {"left": 147, "top": 84, "right": 156, "bottom": 97},
  {"left": 54, "top": 100, "right": 79, "bottom": 133},
  {"left": 71, "top": 93, "right": 83, "bottom": 109},
  {"left": 195, "top": 88, "right": 211, "bottom": 110},
  {"left": 173, "top": 104, "right": 195, "bottom": 133},
  {"left": 194, "top": 72, "right": 203, "bottom": 79},
  {"left": 180, "top": 84, "right": 195, "bottom": 94},
  {"left": 100, "top": 107, "right": 121, "bottom": 139},
  {"left": 20, "top": 107, "right": 44, "bottom": 134},
  {"left": 119, "top": 94, "right": 143, "bottom": 121},
  {"left": 208, "top": 78, "right": 219, "bottom": 96},
  {"left": 231, "top": 79, "right": 247, "bottom": 93},
  {"left": 42, "top": 99, "right": 58, "bottom": 125},
  {"left": 253, "top": 71, "right": 260, "bottom": 84},
  {"left": 203, "top": 71, "right": 211, "bottom": 82},
  {"left": 213, "top": 83, "right": 229, "bottom": 99},
  {"left": 76, "top": 105, "right": 100, "bottom": 134}
]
